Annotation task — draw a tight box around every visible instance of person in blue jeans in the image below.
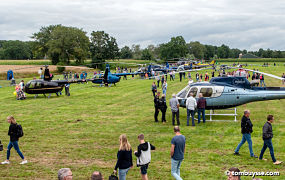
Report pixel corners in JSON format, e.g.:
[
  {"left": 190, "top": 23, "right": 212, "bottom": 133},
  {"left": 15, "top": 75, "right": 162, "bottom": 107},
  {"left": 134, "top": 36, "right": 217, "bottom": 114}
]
[
  {"left": 234, "top": 110, "right": 258, "bottom": 158},
  {"left": 186, "top": 93, "right": 197, "bottom": 126},
  {"left": 259, "top": 115, "right": 282, "bottom": 165},
  {"left": 1, "top": 116, "right": 27, "bottom": 165},
  {"left": 197, "top": 93, "right": 206, "bottom": 123},
  {"left": 114, "top": 134, "right": 133, "bottom": 180},
  {"left": 170, "top": 126, "right": 186, "bottom": 180}
]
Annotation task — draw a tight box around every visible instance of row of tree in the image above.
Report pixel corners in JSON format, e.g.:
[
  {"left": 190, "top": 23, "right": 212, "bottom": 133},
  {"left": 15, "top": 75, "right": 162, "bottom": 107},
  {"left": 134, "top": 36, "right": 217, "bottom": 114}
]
[{"left": 1, "top": 24, "right": 285, "bottom": 64}]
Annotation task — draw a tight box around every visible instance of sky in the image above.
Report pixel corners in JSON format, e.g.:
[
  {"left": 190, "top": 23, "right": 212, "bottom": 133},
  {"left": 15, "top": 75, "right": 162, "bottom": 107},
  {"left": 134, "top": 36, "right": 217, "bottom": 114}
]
[{"left": 0, "top": 0, "right": 285, "bottom": 51}]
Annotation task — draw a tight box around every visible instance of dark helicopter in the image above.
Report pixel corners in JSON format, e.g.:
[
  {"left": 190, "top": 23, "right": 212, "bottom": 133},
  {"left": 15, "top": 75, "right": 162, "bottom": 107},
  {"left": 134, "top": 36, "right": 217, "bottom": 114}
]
[{"left": 24, "top": 66, "right": 88, "bottom": 97}]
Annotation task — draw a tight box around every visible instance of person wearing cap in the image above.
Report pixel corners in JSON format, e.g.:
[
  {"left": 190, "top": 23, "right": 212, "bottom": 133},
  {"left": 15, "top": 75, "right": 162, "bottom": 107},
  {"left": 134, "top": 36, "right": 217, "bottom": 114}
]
[
  {"left": 169, "top": 94, "right": 180, "bottom": 126},
  {"left": 259, "top": 115, "right": 282, "bottom": 165}
]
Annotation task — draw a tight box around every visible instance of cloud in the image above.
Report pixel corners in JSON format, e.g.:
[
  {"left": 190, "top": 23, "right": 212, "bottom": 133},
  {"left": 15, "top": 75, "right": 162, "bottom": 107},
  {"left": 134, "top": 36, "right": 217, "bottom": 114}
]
[{"left": 0, "top": 0, "right": 285, "bottom": 50}]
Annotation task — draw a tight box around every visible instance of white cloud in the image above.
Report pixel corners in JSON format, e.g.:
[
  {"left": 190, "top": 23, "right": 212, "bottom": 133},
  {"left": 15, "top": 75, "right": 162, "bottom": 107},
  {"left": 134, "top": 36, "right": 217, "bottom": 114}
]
[{"left": 0, "top": 0, "right": 285, "bottom": 50}]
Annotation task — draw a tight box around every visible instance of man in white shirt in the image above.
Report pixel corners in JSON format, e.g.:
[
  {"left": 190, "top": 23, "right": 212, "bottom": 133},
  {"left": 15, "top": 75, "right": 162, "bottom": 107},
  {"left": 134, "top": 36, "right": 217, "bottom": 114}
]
[{"left": 186, "top": 93, "right": 197, "bottom": 126}]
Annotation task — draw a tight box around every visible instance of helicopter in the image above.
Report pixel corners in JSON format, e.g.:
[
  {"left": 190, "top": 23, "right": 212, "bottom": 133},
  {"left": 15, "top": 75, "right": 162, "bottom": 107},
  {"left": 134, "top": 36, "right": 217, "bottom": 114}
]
[
  {"left": 24, "top": 65, "right": 88, "bottom": 97},
  {"left": 176, "top": 70, "right": 285, "bottom": 109},
  {"left": 90, "top": 65, "right": 121, "bottom": 86}
]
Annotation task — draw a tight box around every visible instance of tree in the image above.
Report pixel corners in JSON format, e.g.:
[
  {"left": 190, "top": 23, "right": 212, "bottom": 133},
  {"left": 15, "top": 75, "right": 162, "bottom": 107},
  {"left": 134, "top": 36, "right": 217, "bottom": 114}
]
[
  {"left": 32, "top": 25, "right": 89, "bottom": 64},
  {"left": 0, "top": 40, "right": 32, "bottom": 59},
  {"left": 141, "top": 48, "right": 153, "bottom": 60},
  {"left": 131, "top": 44, "right": 142, "bottom": 59},
  {"left": 188, "top": 41, "right": 206, "bottom": 59},
  {"left": 217, "top": 44, "right": 230, "bottom": 58},
  {"left": 32, "top": 24, "right": 62, "bottom": 58},
  {"left": 204, "top": 45, "right": 216, "bottom": 60},
  {"left": 230, "top": 48, "right": 242, "bottom": 58},
  {"left": 90, "top": 31, "right": 119, "bottom": 69},
  {"left": 120, "top": 46, "right": 133, "bottom": 59},
  {"left": 159, "top": 36, "right": 187, "bottom": 60},
  {"left": 47, "top": 26, "right": 89, "bottom": 64}
]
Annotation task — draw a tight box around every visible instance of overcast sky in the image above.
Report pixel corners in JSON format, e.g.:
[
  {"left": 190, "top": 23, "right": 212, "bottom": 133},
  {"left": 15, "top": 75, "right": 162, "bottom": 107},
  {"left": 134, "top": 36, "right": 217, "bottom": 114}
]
[{"left": 1, "top": 0, "right": 285, "bottom": 50}]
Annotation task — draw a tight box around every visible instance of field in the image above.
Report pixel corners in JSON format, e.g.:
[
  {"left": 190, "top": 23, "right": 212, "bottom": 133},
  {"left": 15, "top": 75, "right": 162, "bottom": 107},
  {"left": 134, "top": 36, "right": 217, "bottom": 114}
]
[{"left": 0, "top": 63, "right": 284, "bottom": 179}]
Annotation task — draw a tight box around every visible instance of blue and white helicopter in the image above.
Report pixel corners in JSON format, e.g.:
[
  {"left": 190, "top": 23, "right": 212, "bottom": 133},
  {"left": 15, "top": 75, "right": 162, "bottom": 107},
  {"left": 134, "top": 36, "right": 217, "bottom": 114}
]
[{"left": 176, "top": 69, "right": 285, "bottom": 109}]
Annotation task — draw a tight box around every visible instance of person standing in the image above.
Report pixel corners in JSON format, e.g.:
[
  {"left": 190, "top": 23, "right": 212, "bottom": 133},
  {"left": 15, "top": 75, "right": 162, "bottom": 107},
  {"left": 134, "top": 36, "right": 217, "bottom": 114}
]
[
  {"left": 260, "top": 74, "right": 266, "bottom": 87},
  {"left": 169, "top": 94, "right": 180, "bottom": 126},
  {"left": 134, "top": 134, "right": 155, "bottom": 180},
  {"left": 196, "top": 72, "right": 199, "bottom": 82},
  {"left": 234, "top": 110, "right": 258, "bottom": 158},
  {"left": 258, "top": 115, "right": 282, "bottom": 165},
  {"left": 282, "top": 73, "right": 285, "bottom": 85},
  {"left": 38, "top": 68, "right": 43, "bottom": 79},
  {"left": 170, "top": 126, "right": 185, "bottom": 180},
  {"left": 156, "top": 75, "right": 160, "bottom": 88},
  {"left": 151, "top": 82, "right": 157, "bottom": 97},
  {"left": 197, "top": 93, "right": 206, "bottom": 123},
  {"left": 65, "top": 83, "right": 70, "bottom": 96},
  {"left": 186, "top": 93, "right": 197, "bottom": 126},
  {"left": 162, "top": 80, "right": 167, "bottom": 95},
  {"left": 179, "top": 71, "right": 183, "bottom": 82},
  {"left": 212, "top": 71, "right": 215, "bottom": 78},
  {"left": 161, "top": 75, "right": 165, "bottom": 87},
  {"left": 170, "top": 71, "right": 173, "bottom": 81},
  {"left": 187, "top": 72, "right": 191, "bottom": 80},
  {"left": 160, "top": 94, "right": 167, "bottom": 123},
  {"left": 114, "top": 134, "right": 133, "bottom": 180},
  {"left": 154, "top": 92, "right": 161, "bottom": 122},
  {"left": 1, "top": 116, "right": 27, "bottom": 165}
]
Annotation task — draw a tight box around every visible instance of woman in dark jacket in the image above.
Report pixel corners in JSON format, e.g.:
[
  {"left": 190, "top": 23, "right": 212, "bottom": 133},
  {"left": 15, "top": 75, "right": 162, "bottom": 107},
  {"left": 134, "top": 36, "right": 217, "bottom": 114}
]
[
  {"left": 1, "top": 116, "right": 27, "bottom": 165},
  {"left": 114, "top": 134, "right": 133, "bottom": 180}
]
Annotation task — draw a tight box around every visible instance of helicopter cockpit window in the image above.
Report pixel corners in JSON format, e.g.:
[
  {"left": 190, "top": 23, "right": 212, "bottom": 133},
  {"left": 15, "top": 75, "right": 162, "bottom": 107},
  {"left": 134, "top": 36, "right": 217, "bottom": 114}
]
[
  {"left": 29, "top": 82, "right": 36, "bottom": 88},
  {"left": 200, "top": 87, "right": 213, "bottom": 97},
  {"left": 187, "top": 87, "right": 198, "bottom": 97},
  {"left": 177, "top": 86, "right": 190, "bottom": 98}
]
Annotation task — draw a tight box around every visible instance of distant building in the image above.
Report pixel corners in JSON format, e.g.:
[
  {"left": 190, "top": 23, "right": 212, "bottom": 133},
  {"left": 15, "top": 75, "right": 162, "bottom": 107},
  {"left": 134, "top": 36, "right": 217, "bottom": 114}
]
[
  {"left": 241, "top": 53, "right": 259, "bottom": 58},
  {"left": 239, "top": 53, "right": 243, "bottom": 59}
]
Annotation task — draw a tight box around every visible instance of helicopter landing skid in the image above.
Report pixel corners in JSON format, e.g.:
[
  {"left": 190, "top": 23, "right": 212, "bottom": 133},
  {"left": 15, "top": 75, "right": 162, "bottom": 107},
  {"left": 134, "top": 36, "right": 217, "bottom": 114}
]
[{"left": 206, "top": 108, "right": 238, "bottom": 122}]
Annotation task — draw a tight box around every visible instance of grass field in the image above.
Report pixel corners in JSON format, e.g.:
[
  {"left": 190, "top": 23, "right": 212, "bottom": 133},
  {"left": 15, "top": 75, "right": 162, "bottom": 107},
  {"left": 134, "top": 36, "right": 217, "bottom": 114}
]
[{"left": 0, "top": 64, "right": 284, "bottom": 179}]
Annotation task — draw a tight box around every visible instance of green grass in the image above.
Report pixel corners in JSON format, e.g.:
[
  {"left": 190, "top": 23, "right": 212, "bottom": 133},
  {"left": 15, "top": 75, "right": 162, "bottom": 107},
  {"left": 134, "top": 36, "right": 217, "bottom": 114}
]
[
  {"left": 0, "top": 64, "right": 284, "bottom": 179},
  {"left": 218, "top": 58, "right": 285, "bottom": 62},
  {"left": 0, "top": 60, "right": 52, "bottom": 65}
]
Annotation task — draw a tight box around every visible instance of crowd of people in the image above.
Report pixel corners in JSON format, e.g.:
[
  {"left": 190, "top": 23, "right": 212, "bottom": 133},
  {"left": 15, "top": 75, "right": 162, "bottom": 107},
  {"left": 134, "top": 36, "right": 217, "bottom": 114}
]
[
  {"left": 2, "top": 65, "right": 284, "bottom": 179},
  {"left": 1, "top": 112, "right": 281, "bottom": 179},
  {"left": 152, "top": 81, "right": 207, "bottom": 127}
]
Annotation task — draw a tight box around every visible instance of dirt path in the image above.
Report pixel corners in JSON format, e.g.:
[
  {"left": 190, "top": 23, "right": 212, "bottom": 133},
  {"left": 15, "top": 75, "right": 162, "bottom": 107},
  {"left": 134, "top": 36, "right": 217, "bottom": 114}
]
[{"left": 0, "top": 65, "right": 92, "bottom": 73}]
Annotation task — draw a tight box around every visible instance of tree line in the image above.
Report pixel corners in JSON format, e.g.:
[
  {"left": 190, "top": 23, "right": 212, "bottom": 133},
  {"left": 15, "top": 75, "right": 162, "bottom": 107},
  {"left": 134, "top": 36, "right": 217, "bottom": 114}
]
[{"left": 1, "top": 24, "right": 285, "bottom": 65}]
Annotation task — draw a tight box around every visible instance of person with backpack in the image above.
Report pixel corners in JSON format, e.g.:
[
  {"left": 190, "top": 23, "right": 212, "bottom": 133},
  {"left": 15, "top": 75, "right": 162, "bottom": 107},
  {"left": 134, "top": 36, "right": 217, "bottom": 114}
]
[
  {"left": 1, "top": 116, "right": 27, "bottom": 165},
  {"left": 134, "top": 134, "right": 155, "bottom": 180}
]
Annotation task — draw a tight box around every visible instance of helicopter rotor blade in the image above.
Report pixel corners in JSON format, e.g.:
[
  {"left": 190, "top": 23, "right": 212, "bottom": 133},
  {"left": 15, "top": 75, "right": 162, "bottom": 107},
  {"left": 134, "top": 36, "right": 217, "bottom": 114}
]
[{"left": 243, "top": 68, "right": 285, "bottom": 81}]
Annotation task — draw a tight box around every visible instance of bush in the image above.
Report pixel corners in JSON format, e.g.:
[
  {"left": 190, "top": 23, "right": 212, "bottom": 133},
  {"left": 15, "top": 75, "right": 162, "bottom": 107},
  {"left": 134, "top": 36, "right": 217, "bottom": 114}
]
[{"left": 57, "top": 66, "right": 65, "bottom": 73}]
